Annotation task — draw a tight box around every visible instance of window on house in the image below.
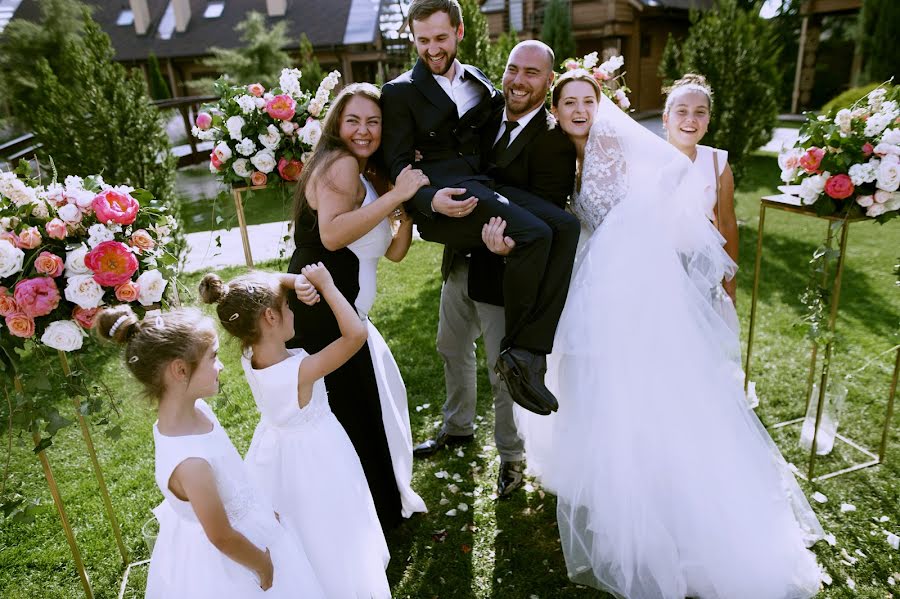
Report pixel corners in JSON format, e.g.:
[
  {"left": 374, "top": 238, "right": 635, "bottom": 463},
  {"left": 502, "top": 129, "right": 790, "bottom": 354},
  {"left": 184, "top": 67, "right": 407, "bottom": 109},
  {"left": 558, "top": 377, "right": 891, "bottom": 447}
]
[
  {"left": 116, "top": 9, "right": 134, "bottom": 26},
  {"left": 203, "top": 1, "right": 225, "bottom": 18},
  {"left": 157, "top": 1, "right": 175, "bottom": 39}
]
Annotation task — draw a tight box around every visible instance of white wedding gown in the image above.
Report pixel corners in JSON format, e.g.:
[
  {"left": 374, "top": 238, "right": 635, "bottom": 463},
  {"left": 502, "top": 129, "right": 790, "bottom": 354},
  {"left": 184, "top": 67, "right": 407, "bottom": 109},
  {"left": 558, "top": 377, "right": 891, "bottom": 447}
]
[{"left": 518, "top": 96, "right": 823, "bottom": 599}]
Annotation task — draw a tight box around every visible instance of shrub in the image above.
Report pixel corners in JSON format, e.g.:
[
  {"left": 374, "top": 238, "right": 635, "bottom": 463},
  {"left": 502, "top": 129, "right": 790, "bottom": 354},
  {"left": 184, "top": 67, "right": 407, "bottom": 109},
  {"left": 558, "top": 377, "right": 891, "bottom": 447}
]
[
  {"left": 821, "top": 82, "right": 883, "bottom": 113},
  {"left": 541, "top": 0, "right": 575, "bottom": 64}
]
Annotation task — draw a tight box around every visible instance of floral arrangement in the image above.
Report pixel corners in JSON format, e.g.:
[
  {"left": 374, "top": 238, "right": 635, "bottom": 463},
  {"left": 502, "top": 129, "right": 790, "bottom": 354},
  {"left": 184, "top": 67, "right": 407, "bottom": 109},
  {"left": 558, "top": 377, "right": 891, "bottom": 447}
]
[
  {"left": 778, "top": 84, "right": 900, "bottom": 221},
  {"left": 0, "top": 164, "right": 179, "bottom": 359},
  {"left": 193, "top": 67, "right": 341, "bottom": 188},
  {"left": 562, "top": 51, "right": 632, "bottom": 111}
]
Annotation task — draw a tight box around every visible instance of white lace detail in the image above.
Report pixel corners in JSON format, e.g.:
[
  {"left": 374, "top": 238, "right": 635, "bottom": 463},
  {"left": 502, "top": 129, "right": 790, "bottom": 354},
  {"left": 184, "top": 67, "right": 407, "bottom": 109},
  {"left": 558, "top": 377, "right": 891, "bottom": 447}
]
[
  {"left": 571, "top": 120, "right": 627, "bottom": 231},
  {"left": 211, "top": 456, "right": 259, "bottom": 523}
]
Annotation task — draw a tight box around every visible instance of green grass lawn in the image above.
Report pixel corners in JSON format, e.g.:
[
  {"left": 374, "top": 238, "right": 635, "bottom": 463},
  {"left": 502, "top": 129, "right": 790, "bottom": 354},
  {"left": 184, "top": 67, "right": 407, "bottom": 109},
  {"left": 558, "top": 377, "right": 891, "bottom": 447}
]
[
  {"left": 178, "top": 186, "right": 295, "bottom": 235},
  {"left": 1, "top": 155, "right": 899, "bottom": 598}
]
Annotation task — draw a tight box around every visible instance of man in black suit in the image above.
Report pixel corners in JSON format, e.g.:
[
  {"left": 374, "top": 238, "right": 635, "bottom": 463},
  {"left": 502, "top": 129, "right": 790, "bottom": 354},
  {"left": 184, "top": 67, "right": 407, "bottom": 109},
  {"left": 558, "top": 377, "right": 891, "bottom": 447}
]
[
  {"left": 412, "top": 41, "right": 576, "bottom": 497},
  {"left": 381, "top": 0, "right": 580, "bottom": 416}
]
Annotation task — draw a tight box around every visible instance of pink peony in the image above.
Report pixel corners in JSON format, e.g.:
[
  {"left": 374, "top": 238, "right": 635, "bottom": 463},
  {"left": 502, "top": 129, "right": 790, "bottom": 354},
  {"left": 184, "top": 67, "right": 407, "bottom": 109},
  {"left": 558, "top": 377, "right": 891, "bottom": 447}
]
[
  {"left": 277, "top": 157, "right": 303, "bottom": 182},
  {"left": 16, "top": 227, "right": 42, "bottom": 250},
  {"left": 92, "top": 189, "right": 140, "bottom": 225},
  {"left": 72, "top": 306, "right": 98, "bottom": 329},
  {"left": 250, "top": 171, "right": 268, "bottom": 187},
  {"left": 13, "top": 277, "right": 60, "bottom": 317},
  {"left": 6, "top": 312, "right": 35, "bottom": 338},
  {"left": 862, "top": 142, "right": 874, "bottom": 157},
  {"left": 248, "top": 83, "right": 265, "bottom": 97},
  {"left": 84, "top": 241, "right": 139, "bottom": 287},
  {"left": 196, "top": 112, "right": 213, "bottom": 130},
  {"left": 34, "top": 251, "right": 64, "bottom": 277},
  {"left": 265, "top": 94, "right": 296, "bottom": 121},
  {"left": 45, "top": 218, "right": 68, "bottom": 240},
  {"left": 114, "top": 281, "right": 140, "bottom": 302},
  {"left": 824, "top": 174, "right": 854, "bottom": 200},
  {"left": 799, "top": 147, "right": 825, "bottom": 173},
  {"left": 0, "top": 288, "right": 18, "bottom": 317},
  {"left": 129, "top": 229, "right": 156, "bottom": 253}
]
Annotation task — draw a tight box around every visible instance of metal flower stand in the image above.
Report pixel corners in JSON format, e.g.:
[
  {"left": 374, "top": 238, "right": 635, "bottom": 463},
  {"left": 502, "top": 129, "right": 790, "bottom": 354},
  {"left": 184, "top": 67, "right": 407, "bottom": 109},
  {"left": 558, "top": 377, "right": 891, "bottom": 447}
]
[{"left": 744, "top": 194, "right": 898, "bottom": 482}]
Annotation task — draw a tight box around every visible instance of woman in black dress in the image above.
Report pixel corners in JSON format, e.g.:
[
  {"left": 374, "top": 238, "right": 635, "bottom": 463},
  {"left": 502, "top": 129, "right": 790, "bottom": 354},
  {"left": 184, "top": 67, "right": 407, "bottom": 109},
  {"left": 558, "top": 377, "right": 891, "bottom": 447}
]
[{"left": 288, "top": 83, "right": 429, "bottom": 529}]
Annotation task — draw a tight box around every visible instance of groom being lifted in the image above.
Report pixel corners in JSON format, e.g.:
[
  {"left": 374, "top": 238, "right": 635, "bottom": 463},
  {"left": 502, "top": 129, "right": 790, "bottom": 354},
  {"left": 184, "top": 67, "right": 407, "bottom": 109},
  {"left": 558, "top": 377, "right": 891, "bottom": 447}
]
[{"left": 381, "top": 0, "right": 579, "bottom": 415}]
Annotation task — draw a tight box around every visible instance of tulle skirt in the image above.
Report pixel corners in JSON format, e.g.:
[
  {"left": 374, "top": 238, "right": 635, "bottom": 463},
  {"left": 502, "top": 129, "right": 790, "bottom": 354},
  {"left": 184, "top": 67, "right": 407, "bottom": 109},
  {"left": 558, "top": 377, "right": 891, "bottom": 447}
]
[{"left": 518, "top": 195, "right": 823, "bottom": 599}]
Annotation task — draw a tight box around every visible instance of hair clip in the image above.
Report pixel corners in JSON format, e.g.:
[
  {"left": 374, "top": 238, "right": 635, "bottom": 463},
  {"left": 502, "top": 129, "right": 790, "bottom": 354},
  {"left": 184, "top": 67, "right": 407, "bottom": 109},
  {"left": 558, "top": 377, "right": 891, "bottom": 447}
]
[
  {"left": 229, "top": 313, "right": 240, "bottom": 321},
  {"left": 155, "top": 314, "right": 164, "bottom": 327},
  {"left": 245, "top": 283, "right": 256, "bottom": 294},
  {"left": 108, "top": 314, "right": 129, "bottom": 336},
  {"left": 128, "top": 355, "right": 139, "bottom": 363}
]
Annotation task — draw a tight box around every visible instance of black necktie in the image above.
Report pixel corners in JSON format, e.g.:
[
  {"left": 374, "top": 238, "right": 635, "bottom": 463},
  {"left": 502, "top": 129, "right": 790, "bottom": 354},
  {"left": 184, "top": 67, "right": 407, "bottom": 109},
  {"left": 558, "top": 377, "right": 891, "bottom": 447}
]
[{"left": 492, "top": 120, "right": 519, "bottom": 163}]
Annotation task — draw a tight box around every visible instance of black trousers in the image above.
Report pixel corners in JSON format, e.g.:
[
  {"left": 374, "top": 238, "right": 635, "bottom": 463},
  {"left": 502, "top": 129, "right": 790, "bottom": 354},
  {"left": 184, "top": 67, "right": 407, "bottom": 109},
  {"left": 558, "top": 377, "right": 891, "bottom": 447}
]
[{"left": 416, "top": 181, "right": 579, "bottom": 355}]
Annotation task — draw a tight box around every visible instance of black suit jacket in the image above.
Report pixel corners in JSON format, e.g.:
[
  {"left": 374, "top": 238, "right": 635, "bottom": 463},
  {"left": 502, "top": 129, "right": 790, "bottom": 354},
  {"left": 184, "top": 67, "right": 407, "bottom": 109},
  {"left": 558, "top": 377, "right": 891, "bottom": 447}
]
[
  {"left": 442, "top": 107, "right": 577, "bottom": 306},
  {"left": 381, "top": 58, "right": 504, "bottom": 218}
]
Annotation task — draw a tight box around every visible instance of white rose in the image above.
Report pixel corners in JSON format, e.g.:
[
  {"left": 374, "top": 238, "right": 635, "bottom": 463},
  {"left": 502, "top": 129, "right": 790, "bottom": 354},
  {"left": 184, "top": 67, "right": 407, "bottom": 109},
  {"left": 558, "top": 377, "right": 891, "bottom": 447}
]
[
  {"left": 57, "top": 203, "right": 83, "bottom": 224},
  {"left": 834, "top": 109, "right": 852, "bottom": 134},
  {"left": 798, "top": 172, "right": 828, "bottom": 205},
  {"left": 882, "top": 128, "right": 900, "bottom": 145},
  {"left": 866, "top": 202, "right": 887, "bottom": 217},
  {"left": 873, "top": 142, "right": 900, "bottom": 156},
  {"left": 614, "top": 89, "right": 630, "bottom": 110},
  {"left": 136, "top": 269, "right": 167, "bottom": 306},
  {"left": 40, "top": 183, "right": 64, "bottom": 206},
  {"left": 280, "top": 121, "right": 297, "bottom": 135},
  {"left": 235, "top": 95, "right": 257, "bottom": 115},
  {"left": 254, "top": 96, "right": 266, "bottom": 110},
  {"left": 876, "top": 155, "right": 900, "bottom": 192},
  {"left": 226, "top": 115, "right": 245, "bottom": 141},
  {"left": 250, "top": 150, "right": 276, "bottom": 174},
  {"left": 64, "top": 274, "right": 105, "bottom": 309},
  {"left": 41, "top": 320, "right": 85, "bottom": 352},
  {"left": 87, "top": 223, "right": 116, "bottom": 248},
  {"left": 236, "top": 137, "right": 256, "bottom": 156},
  {"left": 0, "top": 239, "right": 24, "bottom": 277},
  {"left": 874, "top": 189, "right": 896, "bottom": 204},
  {"left": 63, "top": 175, "right": 84, "bottom": 190},
  {"left": 299, "top": 119, "right": 323, "bottom": 148},
  {"left": 848, "top": 161, "right": 878, "bottom": 185},
  {"left": 71, "top": 188, "right": 95, "bottom": 211},
  {"left": 232, "top": 158, "right": 252, "bottom": 178},
  {"left": 64, "top": 244, "right": 91, "bottom": 276},
  {"left": 856, "top": 195, "right": 874, "bottom": 207},
  {"left": 213, "top": 141, "right": 233, "bottom": 163},
  {"left": 582, "top": 51, "right": 599, "bottom": 70},
  {"left": 258, "top": 124, "right": 282, "bottom": 150},
  {"left": 864, "top": 112, "right": 891, "bottom": 137}
]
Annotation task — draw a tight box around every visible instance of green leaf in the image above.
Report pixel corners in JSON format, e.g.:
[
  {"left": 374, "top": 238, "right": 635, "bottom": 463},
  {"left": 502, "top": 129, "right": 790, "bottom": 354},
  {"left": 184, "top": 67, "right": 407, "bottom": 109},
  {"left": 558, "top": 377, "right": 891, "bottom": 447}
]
[
  {"left": 104, "top": 424, "right": 123, "bottom": 441},
  {"left": 46, "top": 410, "right": 73, "bottom": 436},
  {"left": 32, "top": 436, "right": 52, "bottom": 454}
]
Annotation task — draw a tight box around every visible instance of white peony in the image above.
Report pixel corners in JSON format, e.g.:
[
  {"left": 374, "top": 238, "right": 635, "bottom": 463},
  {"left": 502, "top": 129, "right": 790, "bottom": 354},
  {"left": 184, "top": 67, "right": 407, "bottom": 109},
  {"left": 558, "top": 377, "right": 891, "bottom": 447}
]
[
  {"left": 213, "top": 141, "right": 233, "bottom": 163},
  {"left": 873, "top": 142, "right": 900, "bottom": 156},
  {"left": 136, "top": 269, "right": 167, "bottom": 306},
  {"left": 87, "top": 223, "right": 116, "bottom": 248},
  {"left": 848, "top": 160, "right": 879, "bottom": 185},
  {"left": 232, "top": 158, "right": 253, "bottom": 178},
  {"left": 279, "top": 68, "right": 303, "bottom": 98},
  {"left": 250, "top": 150, "right": 277, "bottom": 174},
  {"left": 57, "top": 203, "right": 83, "bottom": 224},
  {"left": 876, "top": 154, "right": 900, "bottom": 192},
  {"left": 258, "top": 124, "right": 282, "bottom": 150},
  {"left": 799, "top": 172, "right": 828, "bottom": 204},
  {"left": 0, "top": 239, "right": 24, "bottom": 277},
  {"left": 582, "top": 51, "right": 599, "bottom": 70},
  {"left": 234, "top": 94, "right": 258, "bottom": 114},
  {"left": 64, "top": 244, "right": 91, "bottom": 276},
  {"left": 64, "top": 274, "right": 105, "bottom": 309},
  {"left": 236, "top": 137, "right": 256, "bottom": 156},
  {"left": 299, "top": 119, "right": 323, "bottom": 148},
  {"left": 834, "top": 109, "right": 852, "bottom": 134},
  {"left": 41, "top": 320, "right": 85, "bottom": 352},
  {"left": 882, "top": 128, "right": 900, "bottom": 145},
  {"left": 226, "top": 115, "right": 245, "bottom": 141}
]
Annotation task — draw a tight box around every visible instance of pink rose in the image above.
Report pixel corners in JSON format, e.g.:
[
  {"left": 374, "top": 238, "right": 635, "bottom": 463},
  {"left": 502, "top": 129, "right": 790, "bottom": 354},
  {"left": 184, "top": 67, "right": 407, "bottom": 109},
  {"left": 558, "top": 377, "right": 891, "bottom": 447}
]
[
  {"left": 72, "top": 306, "right": 98, "bottom": 329},
  {"left": 210, "top": 152, "right": 224, "bottom": 171},
  {"left": 250, "top": 171, "right": 268, "bottom": 187},
  {"left": 34, "top": 251, "right": 64, "bottom": 277},
  {"left": 592, "top": 67, "right": 610, "bottom": 82},
  {"left": 565, "top": 61, "right": 579, "bottom": 71},
  {"left": 130, "top": 229, "right": 156, "bottom": 254},
  {"left": 862, "top": 142, "right": 874, "bottom": 157},
  {"left": 13, "top": 277, "right": 60, "bottom": 317},
  {"left": 824, "top": 174, "right": 854, "bottom": 200},
  {"left": 265, "top": 94, "right": 297, "bottom": 121},
  {"left": 0, "top": 288, "right": 18, "bottom": 317},
  {"left": 5, "top": 312, "right": 35, "bottom": 338},
  {"left": 114, "top": 280, "right": 140, "bottom": 302},
  {"left": 277, "top": 157, "right": 303, "bottom": 182},
  {"left": 45, "top": 218, "right": 68, "bottom": 240},
  {"left": 248, "top": 83, "right": 265, "bottom": 97},
  {"left": 16, "top": 227, "right": 42, "bottom": 250},
  {"left": 92, "top": 189, "right": 140, "bottom": 225},
  {"left": 196, "top": 112, "right": 213, "bottom": 130},
  {"left": 84, "top": 241, "right": 139, "bottom": 287},
  {"left": 799, "top": 147, "right": 825, "bottom": 173}
]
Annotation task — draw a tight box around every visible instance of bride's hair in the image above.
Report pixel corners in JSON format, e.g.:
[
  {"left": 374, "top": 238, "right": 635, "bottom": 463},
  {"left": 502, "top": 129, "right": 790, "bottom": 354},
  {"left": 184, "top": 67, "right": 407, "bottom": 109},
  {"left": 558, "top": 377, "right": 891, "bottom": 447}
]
[
  {"left": 663, "top": 74, "right": 713, "bottom": 115},
  {"left": 551, "top": 69, "right": 602, "bottom": 107}
]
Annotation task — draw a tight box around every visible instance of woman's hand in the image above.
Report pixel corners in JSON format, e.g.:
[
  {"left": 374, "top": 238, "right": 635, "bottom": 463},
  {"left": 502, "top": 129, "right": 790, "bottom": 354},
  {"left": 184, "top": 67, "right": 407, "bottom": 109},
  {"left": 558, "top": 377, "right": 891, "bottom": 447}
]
[
  {"left": 256, "top": 548, "right": 274, "bottom": 590},
  {"left": 393, "top": 164, "right": 430, "bottom": 202}
]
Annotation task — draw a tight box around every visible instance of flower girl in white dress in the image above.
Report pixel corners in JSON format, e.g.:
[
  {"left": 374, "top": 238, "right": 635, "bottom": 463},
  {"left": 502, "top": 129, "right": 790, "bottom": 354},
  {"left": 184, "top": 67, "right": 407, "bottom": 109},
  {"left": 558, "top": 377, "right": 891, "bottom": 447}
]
[
  {"left": 201, "top": 263, "right": 391, "bottom": 599},
  {"left": 95, "top": 305, "right": 325, "bottom": 598}
]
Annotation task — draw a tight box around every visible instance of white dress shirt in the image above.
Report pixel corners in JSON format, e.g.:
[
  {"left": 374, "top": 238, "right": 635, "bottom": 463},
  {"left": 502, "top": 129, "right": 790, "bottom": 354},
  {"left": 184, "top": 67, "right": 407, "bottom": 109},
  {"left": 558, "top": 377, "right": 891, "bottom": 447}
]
[
  {"left": 433, "top": 60, "right": 484, "bottom": 118},
  {"left": 493, "top": 105, "right": 543, "bottom": 148}
]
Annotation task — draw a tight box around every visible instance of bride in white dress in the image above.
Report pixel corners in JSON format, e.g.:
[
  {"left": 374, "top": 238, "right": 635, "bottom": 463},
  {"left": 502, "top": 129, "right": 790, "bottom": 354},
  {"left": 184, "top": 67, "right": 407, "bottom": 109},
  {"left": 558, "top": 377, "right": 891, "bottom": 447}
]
[{"left": 516, "top": 69, "right": 824, "bottom": 599}]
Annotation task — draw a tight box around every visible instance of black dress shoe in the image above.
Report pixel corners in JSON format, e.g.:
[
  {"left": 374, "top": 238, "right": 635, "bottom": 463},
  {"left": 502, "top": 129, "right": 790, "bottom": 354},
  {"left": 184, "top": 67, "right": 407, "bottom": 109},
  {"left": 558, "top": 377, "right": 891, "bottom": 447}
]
[
  {"left": 495, "top": 348, "right": 559, "bottom": 414},
  {"left": 497, "top": 460, "right": 525, "bottom": 498},
  {"left": 413, "top": 431, "right": 474, "bottom": 458}
]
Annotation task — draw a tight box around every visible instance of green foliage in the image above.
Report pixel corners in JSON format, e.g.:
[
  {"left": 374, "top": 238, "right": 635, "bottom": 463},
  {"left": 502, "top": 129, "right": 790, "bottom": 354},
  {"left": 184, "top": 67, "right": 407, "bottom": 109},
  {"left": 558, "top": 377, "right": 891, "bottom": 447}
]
[
  {"left": 541, "top": 0, "right": 575, "bottom": 65},
  {"left": 484, "top": 29, "right": 519, "bottom": 85},
  {"left": 767, "top": 0, "right": 801, "bottom": 111},
  {"left": 204, "top": 12, "right": 292, "bottom": 88},
  {"left": 29, "top": 17, "right": 175, "bottom": 203},
  {"left": 0, "top": 0, "right": 92, "bottom": 129},
  {"left": 457, "top": 0, "right": 491, "bottom": 72},
  {"left": 297, "top": 33, "right": 325, "bottom": 94},
  {"left": 860, "top": 0, "right": 900, "bottom": 83},
  {"left": 664, "top": 0, "right": 782, "bottom": 182},
  {"left": 658, "top": 33, "right": 682, "bottom": 85},
  {"left": 821, "top": 82, "right": 884, "bottom": 113},
  {"left": 146, "top": 53, "right": 171, "bottom": 101}
]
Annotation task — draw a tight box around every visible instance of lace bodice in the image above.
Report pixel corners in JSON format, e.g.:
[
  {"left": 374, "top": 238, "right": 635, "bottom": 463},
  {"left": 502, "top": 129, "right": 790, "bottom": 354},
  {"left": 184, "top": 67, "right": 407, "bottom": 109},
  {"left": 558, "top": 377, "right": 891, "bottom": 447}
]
[
  {"left": 153, "top": 400, "right": 263, "bottom": 524},
  {"left": 571, "top": 119, "right": 628, "bottom": 231}
]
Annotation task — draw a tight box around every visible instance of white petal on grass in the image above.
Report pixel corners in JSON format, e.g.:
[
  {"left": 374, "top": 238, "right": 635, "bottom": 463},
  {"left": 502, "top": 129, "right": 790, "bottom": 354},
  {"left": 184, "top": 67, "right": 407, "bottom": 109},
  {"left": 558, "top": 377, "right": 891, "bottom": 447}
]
[
  {"left": 456, "top": 449, "right": 465, "bottom": 458},
  {"left": 847, "top": 578, "right": 856, "bottom": 590},
  {"left": 445, "top": 509, "right": 457, "bottom": 516},
  {"left": 435, "top": 470, "right": 449, "bottom": 479},
  {"left": 811, "top": 491, "right": 828, "bottom": 503},
  {"left": 840, "top": 503, "right": 856, "bottom": 512},
  {"left": 887, "top": 533, "right": 900, "bottom": 550},
  {"left": 457, "top": 503, "right": 469, "bottom": 512},
  {"left": 439, "top": 497, "right": 450, "bottom": 506},
  {"left": 880, "top": 516, "right": 890, "bottom": 522},
  {"left": 448, "top": 484, "right": 459, "bottom": 494}
]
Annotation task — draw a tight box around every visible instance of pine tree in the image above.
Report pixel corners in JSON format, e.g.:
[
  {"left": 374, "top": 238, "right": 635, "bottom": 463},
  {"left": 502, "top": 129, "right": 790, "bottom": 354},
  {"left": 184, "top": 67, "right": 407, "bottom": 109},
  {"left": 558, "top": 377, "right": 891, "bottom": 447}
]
[
  {"left": 860, "top": 0, "right": 900, "bottom": 83},
  {"left": 204, "top": 12, "right": 291, "bottom": 87},
  {"left": 541, "top": 0, "right": 575, "bottom": 65},
  {"left": 657, "top": 33, "right": 682, "bottom": 87},
  {"left": 298, "top": 34, "right": 325, "bottom": 93},
  {"left": 486, "top": 29, "right": 519, "bottom": 84},
  {"left": 457, "top": 0, "right": 492, "bottom": 73},
  {"left": 146, "top": 53, "right": 172, "bottom": 100}
]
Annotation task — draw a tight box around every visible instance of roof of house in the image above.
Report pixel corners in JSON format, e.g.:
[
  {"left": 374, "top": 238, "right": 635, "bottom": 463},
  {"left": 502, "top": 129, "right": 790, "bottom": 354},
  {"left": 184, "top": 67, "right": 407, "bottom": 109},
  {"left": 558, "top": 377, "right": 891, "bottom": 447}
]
[{"left": 10, "top": 0, "right": 378, "bottom": 61}]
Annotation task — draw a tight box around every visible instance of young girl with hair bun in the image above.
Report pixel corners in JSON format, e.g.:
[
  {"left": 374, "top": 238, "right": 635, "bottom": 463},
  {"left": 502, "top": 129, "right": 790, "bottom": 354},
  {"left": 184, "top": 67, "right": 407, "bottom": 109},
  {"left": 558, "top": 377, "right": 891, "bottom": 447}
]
[
  {"left": 95, "top": 305, "right": 325, "bottom": 599},
  {"left": 200, "top": 263, "right": 391, "bottom": 599}
]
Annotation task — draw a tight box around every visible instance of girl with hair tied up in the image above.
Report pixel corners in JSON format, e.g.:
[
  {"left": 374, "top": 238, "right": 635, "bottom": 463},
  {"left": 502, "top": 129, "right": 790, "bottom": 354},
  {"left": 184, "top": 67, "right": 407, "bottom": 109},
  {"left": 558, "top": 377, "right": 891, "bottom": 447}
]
[
  {"left": 200, "top": 263, "right": 391, "bottom": 599},
  {"left": 94, "top": 306, "right": 325, "bottom": 599}
]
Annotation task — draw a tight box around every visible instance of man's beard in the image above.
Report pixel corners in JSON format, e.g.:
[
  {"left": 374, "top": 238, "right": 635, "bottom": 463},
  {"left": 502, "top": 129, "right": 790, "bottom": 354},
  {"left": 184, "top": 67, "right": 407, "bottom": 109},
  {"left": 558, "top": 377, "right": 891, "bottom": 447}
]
[{"left": 423, "top": 44, "right": 458, "bottom": 76}]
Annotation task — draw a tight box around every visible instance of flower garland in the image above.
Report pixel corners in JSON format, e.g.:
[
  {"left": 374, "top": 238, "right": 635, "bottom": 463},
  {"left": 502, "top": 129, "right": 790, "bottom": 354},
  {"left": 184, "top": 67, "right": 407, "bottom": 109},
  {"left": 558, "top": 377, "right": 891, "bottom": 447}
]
[{"left": 561, "top": 51, "right": 632, "bottom": 111}]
